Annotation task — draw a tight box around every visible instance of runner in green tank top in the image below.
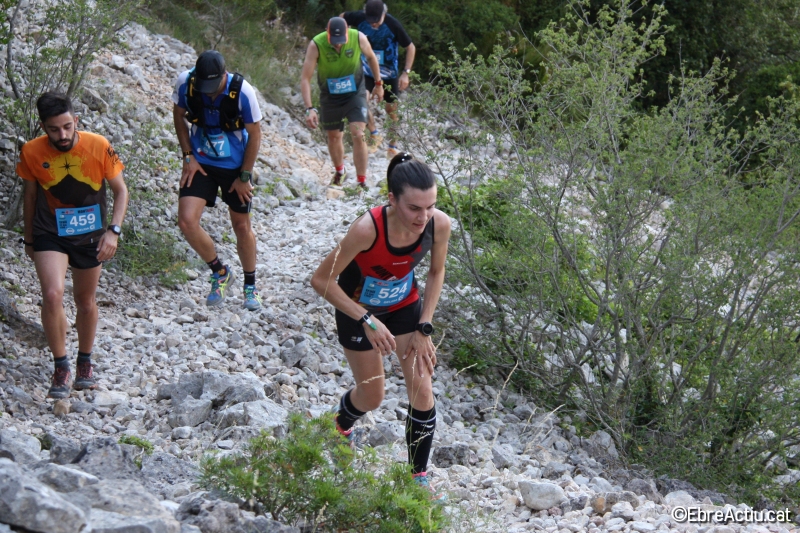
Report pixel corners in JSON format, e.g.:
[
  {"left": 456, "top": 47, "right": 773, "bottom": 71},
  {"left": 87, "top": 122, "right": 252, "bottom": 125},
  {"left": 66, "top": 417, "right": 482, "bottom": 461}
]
[{"left": 301, "top": 17, "right": 383, "bottom": 189}]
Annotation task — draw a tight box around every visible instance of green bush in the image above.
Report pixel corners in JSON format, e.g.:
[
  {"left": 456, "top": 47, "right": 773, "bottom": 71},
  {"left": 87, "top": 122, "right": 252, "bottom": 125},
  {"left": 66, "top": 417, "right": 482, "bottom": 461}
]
[
  {"left": 401, "top": 0, "right": 800, "bottom": 505},
  {"left": 199, "top": 413, "right": 445, "bottom": 532}
]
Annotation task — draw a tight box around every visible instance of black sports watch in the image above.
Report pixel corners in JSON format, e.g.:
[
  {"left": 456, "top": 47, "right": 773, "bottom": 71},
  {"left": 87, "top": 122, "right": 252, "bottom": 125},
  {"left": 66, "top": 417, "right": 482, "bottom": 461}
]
[
  {"left": 108, "top": 224, "right": 122, "bottom": 236},
  {"left": 239, "top": 170, "right": 252, "bottom": 183},
  {"left": 416, "top": 322, "right": 434, "bottom": 336}
]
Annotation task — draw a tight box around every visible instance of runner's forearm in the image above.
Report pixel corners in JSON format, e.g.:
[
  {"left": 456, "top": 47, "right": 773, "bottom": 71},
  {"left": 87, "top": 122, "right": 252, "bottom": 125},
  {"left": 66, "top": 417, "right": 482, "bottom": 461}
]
[
  {"left": 172, "top": 105, "right": 193, "bottom": 154},
  {"left": 404, "top": 43, "right": 416, "bottom": 72},
  {"left": 419, "top": 265, "right": 444, "bottom": 324},
  {"left": 241, "top": 124, "right": 262, "bottom": 172},
  {"left": 22, "top": 180, "right": 36, "bottom": 242}
]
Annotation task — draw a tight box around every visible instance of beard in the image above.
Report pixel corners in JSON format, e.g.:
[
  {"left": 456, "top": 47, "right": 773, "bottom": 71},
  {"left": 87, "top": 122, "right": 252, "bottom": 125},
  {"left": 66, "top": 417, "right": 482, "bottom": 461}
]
[{"left": 51, "top": 132, "right": 76, "bottom": 152}]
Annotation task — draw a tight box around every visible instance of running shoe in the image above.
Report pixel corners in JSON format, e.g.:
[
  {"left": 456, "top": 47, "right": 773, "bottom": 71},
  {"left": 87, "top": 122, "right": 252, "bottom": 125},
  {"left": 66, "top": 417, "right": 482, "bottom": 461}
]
[
  {"left": 387, "top": 145, "right": 399, "bottom": 158},
  {"left": 413, "top": 472, "right": 447, "bottom": 504},
  {"left": 367, "top": 132, "right": 383, "bottom": 154},
  {"left": 73, "top": 360, "right": 97, "bottom": 391},
  {"left": 243, "top": 284, "right": 262, "bottom": 311},
  {"left": 48, "top": 366, "right": 72, "bottom": 399},
  {"left": 330, "top": 169, "right": 347, "bottom": 186},
  {"left": 206, "top": 267, "right": 233, "bottom": 307}
]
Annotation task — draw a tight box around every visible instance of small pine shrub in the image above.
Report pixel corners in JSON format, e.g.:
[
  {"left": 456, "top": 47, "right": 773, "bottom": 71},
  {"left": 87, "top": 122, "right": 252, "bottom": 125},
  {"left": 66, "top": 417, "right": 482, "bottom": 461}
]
[{"left": 199, "top": 413, "right": 445, "bottom": 532}]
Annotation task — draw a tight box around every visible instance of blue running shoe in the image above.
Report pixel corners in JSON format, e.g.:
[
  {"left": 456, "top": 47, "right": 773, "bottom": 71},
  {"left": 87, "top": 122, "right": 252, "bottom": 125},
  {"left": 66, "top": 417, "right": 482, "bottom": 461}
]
[
  {"left": 206, "top": 267, "right": 233, "bottom": 307},
  {"left": 413, "top": 472, "right": 447, "bottom": 504},
  {"left": 243, "top": 284, "right": 262, "bottom": 311}
]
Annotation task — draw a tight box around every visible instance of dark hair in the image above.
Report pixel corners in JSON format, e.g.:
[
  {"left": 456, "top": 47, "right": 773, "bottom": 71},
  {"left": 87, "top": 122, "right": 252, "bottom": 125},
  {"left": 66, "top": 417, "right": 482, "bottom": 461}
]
[
  {"left": 387, "top": 152, "right": 436, "bottom": 197},
  {"left": 37, "top": 92, "right": 74, "bottom": 123}
]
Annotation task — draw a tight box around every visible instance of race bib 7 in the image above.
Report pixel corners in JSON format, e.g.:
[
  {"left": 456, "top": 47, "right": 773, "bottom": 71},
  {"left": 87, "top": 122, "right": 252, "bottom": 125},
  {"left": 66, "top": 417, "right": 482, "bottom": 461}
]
[
  {"left": 358, "top": 271, "right": 413, "bottom": 307},
  {"left": 326, "top": 75, "right": 357, "bottom": 95},
  {"left": 56, "top": 204, "right": 101, "bottom": 236}
]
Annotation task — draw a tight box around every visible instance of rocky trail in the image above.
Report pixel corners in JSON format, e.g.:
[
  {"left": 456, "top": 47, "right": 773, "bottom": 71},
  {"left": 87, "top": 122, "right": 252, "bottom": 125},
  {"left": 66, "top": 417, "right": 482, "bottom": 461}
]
[{"left": 0, "top": 21, "right": 797, "bottom": 533}]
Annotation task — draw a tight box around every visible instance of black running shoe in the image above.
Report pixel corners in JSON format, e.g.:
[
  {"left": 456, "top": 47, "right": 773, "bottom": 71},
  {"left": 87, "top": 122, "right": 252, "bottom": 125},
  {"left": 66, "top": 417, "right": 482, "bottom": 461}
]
[
  {"left": 73, "top": 360, "right": 97, "bottom": 391},
  {"left": 48, "top": 366, "right": 72, "bottom": 399}
]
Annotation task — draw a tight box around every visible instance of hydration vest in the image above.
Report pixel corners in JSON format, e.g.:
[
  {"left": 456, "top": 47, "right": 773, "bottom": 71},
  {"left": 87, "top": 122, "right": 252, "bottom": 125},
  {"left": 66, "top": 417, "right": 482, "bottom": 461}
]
[{"left": 184, "top": 70, "right": 245, "bottom": 132}]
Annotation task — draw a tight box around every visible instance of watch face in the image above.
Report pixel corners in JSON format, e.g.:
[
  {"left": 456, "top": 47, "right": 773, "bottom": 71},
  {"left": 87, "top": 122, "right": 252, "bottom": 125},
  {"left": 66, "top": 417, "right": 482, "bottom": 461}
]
[{"left": 418, "top": 322, "right": 434, "bottom": 335}]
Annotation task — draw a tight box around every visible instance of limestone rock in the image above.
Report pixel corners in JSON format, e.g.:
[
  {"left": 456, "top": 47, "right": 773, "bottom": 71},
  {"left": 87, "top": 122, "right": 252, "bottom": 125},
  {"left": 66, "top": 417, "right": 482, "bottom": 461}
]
[
  {"left": 518, "top": 481, "right": 567, "bottom": 511},
  {"left": 368, "top": 421, "right": 405, "bottom": 447},
  {"left": 37, "top": 463, "right": 99, "bottom": 492},
  {"left": 73, "top": 437, "right": 144, "bottom": 483},
  {"left": 46, "top": 433, "right": 82, "bottom": 464},
  {"left": 168, "top": 398, "right": 213, "bottom": 428},
  {"left": 0, "top": 428, "right": 41, "bottom": 464},
  {"left": 432, "top": 443, "right": 473, "bottom": 468},
  {"left": 0, "top": 458, "right": 87, "bottom": 533},
  {"left": 88, "top": 507, "right": 180, "bottom": 533}
]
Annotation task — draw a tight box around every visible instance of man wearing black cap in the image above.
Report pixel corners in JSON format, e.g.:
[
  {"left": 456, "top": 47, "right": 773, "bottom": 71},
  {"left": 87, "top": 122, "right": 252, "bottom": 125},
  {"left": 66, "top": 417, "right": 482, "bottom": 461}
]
[
  {"left": 342, "top": 0, "right": 415, "bottom": 157},
  {"left": 172, "top": 50, "right": 264, "bottom": 310},
  {"left": 301, "top": 16, "right": 383, "bottom": 189}
]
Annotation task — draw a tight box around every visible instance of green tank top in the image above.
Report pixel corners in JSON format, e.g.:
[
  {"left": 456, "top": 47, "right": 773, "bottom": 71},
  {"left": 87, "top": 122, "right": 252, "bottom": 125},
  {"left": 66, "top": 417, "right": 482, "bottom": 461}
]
[{"left": 313, "top": 29, "right": 363, "bottom": 98}]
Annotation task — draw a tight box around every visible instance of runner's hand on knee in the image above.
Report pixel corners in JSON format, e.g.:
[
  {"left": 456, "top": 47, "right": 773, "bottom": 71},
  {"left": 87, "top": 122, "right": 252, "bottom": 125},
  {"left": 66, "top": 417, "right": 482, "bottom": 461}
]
[
  {"left": 180, "top": 158, "right": 206, "bottom": 188},
  {"left": 229, "top": 179, "right": 254, "bottom": 204},
  {"left": 364, "top": 316, "right": 396, "bottom": 356},
  {"left": 404, "top": 332, "right": 436, "bottom": 377}
]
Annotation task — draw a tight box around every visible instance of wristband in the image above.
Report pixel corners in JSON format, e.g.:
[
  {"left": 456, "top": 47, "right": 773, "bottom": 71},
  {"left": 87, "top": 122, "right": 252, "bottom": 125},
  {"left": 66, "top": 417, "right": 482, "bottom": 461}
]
[
  {"left": 374, "top": 79, "right": 383, "bottom": 86},
  {"left": 305, "top": 107, "right": 318, "bottom": 115},
  {"left": 358, "top": 312, "right": 377, "bottom": 330},
  {"left": 404, "top": 69, "right": 411, "bottom": 74},
  {"left": 182, "top": 151, "right": 192, "bottom": 157}
]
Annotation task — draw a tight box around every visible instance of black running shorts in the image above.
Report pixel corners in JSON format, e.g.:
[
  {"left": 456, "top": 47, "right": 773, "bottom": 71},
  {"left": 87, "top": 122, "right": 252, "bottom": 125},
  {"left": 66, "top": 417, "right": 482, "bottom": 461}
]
[
  {"left": 335, "top": 299, "right": 421, "bottom": 351},
  {"left": 33, "top": 233, "right": 101, "bottom": 269},
  {"left": 320, "top": 93, "right": 369, "bottom": 131},
  {"left": 179, "top": 163, "right": 252, "bottom": 214},
  {"left": 365, "top": 76, "right": 400, "bottom": 104}
]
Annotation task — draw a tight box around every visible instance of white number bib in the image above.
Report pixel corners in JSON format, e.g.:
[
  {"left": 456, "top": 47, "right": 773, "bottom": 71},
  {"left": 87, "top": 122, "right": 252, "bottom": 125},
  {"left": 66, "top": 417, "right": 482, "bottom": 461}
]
[
  {"left": 326, "top": 75, "right": 357, "bottom": 94},
  {"left": 56, "top": 204, "right": 100, "bottom": 236},
  {"left": 374, "top": 50, "right": 385, "bottom": 65},
  {"left": 359, "top": 271, "right": 413, "bottom": 307}
]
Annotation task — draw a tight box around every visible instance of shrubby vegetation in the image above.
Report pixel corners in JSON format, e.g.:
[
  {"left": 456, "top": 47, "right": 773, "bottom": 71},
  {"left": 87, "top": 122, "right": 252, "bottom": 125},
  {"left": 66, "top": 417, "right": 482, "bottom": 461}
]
[
  {"left": 400, "top": 0, "right": 800, "bottom": 504},
  {"left": 200, "top": 413, "right": 445, "bottom": 532}
]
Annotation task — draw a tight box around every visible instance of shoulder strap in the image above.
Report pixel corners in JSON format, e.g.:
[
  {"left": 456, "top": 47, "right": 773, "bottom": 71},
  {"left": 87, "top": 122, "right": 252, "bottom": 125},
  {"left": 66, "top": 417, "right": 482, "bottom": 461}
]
[
  {"left": 219, "top": 73, "right": 245, "bottom": 131},
  {"left": 184, "top": 69, "right": 204, "bottom": 127}
]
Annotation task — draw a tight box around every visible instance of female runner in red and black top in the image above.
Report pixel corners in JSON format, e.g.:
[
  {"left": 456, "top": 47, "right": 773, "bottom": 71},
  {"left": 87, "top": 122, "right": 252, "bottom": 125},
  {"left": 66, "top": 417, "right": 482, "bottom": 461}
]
[{"left": 311, "top": 153, "right": 451, "bottom": 488}]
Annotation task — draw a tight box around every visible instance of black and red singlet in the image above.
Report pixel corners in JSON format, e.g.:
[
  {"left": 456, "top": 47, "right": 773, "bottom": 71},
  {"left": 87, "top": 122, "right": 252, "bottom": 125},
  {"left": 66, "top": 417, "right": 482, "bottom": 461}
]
[{"left": 338, "top": 205, "right": 434, "bottom": 314}]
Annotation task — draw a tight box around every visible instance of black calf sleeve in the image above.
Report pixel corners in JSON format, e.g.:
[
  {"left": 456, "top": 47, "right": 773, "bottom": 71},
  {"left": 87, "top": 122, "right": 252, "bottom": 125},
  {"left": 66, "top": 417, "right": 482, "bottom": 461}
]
[{"left": 406, "top": 405, "right": 436, "bottom": 475}]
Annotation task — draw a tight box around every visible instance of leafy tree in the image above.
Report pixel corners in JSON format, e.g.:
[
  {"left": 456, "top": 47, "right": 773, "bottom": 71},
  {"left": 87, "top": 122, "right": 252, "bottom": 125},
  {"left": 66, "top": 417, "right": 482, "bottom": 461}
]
[{"left": 400, "top": 0, "right": 800, "bottom": 503}]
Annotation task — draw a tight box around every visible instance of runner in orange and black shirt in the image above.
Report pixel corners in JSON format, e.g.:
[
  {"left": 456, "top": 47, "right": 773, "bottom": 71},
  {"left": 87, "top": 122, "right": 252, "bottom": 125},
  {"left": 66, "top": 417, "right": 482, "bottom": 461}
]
[
  {"left": 311, "top": 153, "right": 451, "bottom": 495},
  {"left": 18, "top": 92, "right": 128, "bottom": 399}
]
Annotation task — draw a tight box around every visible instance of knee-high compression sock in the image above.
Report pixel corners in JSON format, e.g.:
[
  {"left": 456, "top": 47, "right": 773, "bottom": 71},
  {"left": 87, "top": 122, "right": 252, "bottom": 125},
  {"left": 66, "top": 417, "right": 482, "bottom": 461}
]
[
  {"left": 335, "top": 389, "right": 366, "bottom": 432},
  {"left": 406, "top": 405, "right": 437, "bottom": 475}
]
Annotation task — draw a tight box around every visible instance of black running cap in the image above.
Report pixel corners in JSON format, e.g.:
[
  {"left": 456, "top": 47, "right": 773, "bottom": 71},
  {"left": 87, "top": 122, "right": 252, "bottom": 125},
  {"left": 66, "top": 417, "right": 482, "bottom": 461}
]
[
  {"left": 365, "top": 0, "right": 386, "bottom": 24},
  {"left": 327, "top": 17, "right": 348, "bottom": 45},
  {"left": 195, "top": 50, "right": 226, "bottom": 93}
]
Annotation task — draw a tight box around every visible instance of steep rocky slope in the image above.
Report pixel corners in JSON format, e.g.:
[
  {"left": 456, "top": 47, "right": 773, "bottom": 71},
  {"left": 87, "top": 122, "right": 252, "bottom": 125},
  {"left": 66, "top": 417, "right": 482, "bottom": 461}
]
[{"left": 0, "top": 20, "right": 797, "bottom": 533}]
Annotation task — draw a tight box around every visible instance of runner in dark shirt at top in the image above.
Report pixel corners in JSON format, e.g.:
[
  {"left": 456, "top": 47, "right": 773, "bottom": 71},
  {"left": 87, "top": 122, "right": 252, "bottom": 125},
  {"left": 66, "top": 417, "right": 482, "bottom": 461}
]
[{"left": 342, "top": 0, "right": 415, "bottom": 157}]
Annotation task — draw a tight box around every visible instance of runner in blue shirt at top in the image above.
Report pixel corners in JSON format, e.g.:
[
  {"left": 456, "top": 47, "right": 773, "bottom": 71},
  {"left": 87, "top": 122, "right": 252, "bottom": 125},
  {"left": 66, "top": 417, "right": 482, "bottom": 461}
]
[
  {"left": 342, "top": 0, "right": 415, "bottom": 157},
  {"left": 172, "top": 50, "right": 264, "bottom": 311}
]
